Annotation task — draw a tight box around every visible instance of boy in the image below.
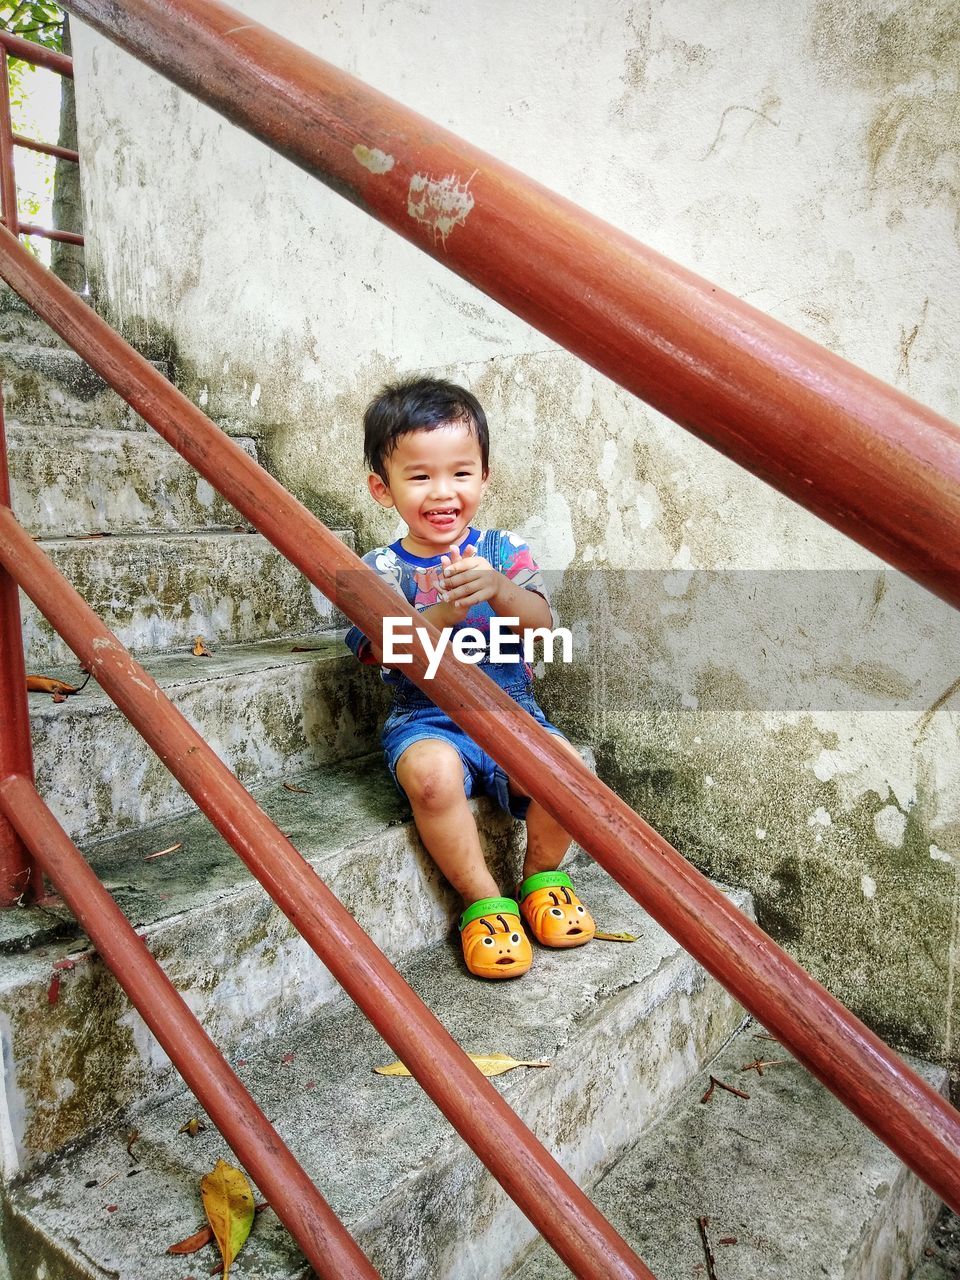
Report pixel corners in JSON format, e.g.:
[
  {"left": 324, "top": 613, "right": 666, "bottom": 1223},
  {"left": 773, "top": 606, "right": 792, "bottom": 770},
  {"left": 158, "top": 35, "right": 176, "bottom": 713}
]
[{"left": 345, "top": 377, "right": 595, "bottom": 979}]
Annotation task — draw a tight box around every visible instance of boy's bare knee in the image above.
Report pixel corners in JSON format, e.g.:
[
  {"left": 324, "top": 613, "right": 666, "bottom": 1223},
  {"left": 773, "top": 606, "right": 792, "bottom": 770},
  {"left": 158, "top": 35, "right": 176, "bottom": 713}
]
[{"left": 396, "top": 741, "right": 464, "bottom": 812}]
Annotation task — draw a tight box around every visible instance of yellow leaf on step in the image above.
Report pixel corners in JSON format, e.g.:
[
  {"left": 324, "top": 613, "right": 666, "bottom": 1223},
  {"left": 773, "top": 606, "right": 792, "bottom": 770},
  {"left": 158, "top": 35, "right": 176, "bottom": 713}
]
[
  {"left": 200, "top": 1159, "right": 255, "bottom": 1279},
  {"left": 594, "top": 930, "right": 638, "bottom": 943},
  {"left": 374, "top": 1052, "right": 550, "bottom": 1078}
]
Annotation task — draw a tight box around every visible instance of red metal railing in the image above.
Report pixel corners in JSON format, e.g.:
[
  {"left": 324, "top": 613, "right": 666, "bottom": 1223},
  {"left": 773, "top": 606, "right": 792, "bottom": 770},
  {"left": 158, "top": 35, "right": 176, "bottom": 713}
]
[
  {"left": 0, "top": 399, "right": 38, "bottom": 905},
  {"left": 62, "top": 0, "right": 960, "bottom": 609},
  {"left": 2, "top": 230, "right": 958, "bottom": 1235},
  {"left": 0, "top": 29, "right": 83, "bottom": 245}
]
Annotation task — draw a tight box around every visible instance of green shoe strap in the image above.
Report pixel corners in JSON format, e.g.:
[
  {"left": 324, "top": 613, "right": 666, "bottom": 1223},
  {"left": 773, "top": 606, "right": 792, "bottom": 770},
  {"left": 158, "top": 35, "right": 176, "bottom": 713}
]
[
  {"left": 518, "top": 870, "right": 574, "bottom": 902},
  {"left": 460, "top": 897, "right": 521, "bottom": 932}
]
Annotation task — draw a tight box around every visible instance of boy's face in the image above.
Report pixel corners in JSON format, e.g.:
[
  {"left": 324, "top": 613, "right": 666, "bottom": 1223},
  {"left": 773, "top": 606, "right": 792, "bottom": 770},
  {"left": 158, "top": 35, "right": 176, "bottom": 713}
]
[{"left": 368, "top": 422, "right": 489, "bottom": 557}]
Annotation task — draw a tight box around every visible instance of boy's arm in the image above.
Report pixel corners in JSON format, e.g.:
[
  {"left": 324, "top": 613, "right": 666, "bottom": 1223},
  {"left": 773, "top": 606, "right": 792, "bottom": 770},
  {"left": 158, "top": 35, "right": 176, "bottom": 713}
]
[
  {"left": 439, "top": 539, "right": 554, "bottom": 636},
  {"left": 343, "top": 548, "right": 412, "bottom": 666}
]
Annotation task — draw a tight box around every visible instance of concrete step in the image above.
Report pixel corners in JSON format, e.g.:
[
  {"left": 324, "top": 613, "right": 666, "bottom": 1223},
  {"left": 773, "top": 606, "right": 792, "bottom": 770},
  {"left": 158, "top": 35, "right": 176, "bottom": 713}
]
[
  {"left": 0, "top": 750, "right": 526, "bottom": 1176},
  {"left": 1, "top": 343, "right": 164, "bottom": 431},
  {"left": 0, "top": 284, "right": 76, "bottom": 350},
  {"left": 28, "top": 634, "right": 385, "bottom": 843},
  {"left": 1, "top": 859, "right": 750, "bottom": 1279},
  {"left": 21, "top": 528, "right": 353, "bottom": 669},
  {"left": 911, "top": 1205, "right": 960, "bottom": 1279},
  {"left": 511, "top": 1023, "right": 946, "bottom": 1280},
  {"left": 0, "top": 305, "right": 72, "bottom": 350},
  {"left": 7, "top": 424, "right": 259, "bottom": 538}
]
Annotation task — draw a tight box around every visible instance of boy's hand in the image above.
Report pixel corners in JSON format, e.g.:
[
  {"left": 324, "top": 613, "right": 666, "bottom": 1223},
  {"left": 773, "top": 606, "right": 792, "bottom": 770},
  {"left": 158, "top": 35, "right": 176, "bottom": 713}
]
[{"left": 440, "top": 543, "right": 502, "bottom": 610}]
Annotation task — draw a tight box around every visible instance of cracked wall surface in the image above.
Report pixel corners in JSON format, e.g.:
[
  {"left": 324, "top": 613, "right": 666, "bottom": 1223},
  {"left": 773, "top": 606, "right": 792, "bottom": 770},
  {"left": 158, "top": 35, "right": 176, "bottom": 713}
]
[{"left": 70, "top": 1, "right": 960, "bottom": 1069}]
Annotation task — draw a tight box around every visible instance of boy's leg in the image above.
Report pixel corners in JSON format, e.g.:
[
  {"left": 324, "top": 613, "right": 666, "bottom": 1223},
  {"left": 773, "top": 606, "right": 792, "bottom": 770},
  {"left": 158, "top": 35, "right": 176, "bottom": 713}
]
[
  {"left": 513, "top": 737, "right": 583, "bottom": 880},
  {"left": 510, "top": 737, "right": 596, "bottom": 947},
  {"left": 395, "top": 739, "right": 500, "bottom": 904}
]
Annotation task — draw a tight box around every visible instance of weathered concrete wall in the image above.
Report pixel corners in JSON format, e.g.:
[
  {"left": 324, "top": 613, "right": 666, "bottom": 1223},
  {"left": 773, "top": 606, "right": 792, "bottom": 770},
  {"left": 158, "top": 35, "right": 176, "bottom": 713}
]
[{"left": 70, "top": 2, "right": 960, "bottom": 1067}]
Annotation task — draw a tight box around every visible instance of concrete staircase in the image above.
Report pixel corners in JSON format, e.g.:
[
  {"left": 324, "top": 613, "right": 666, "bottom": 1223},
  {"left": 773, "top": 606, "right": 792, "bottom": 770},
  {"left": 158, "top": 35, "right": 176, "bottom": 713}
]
[{"left": 0, "top": 287, "right": 948, "bottom": 1279}]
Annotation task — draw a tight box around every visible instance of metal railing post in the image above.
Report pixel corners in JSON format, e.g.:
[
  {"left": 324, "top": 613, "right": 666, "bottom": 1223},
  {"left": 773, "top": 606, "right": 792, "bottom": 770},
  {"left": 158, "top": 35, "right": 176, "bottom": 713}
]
[
  {"left": 0, "top": 397, "right": 39, "bottom": 903},
  {"left": 0, "top": 52, "right": 20, "bottom": 235}
]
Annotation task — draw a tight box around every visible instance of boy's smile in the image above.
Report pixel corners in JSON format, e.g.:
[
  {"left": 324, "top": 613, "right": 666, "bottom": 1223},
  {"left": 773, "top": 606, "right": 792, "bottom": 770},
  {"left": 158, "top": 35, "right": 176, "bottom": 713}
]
[{"left": 368, "top": 422, "right": 489, "bottom": 558}]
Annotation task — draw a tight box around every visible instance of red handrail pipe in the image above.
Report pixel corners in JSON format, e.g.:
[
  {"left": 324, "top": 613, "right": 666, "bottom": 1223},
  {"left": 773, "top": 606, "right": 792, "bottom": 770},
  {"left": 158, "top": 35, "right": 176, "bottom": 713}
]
[
  {"left": 62, "top": 0, "right": 960, "bottom": 607},
  {"left": 0, "top": 29, "right": 74, "bottom": 78},
  {"left": 0, "top": 398, "right": 37, "bottom": 903},
  {"left": 0, "top": 51, "right": 19, "bottom": 235},
  {"left": 13, "top": 135, "right": 80, "bottom": 163},
  {"left": 0, "top": 231, "right": 958, "bottom": 1217},
  {"left": 0, "top": 505, "right": 656, "bottom": 1280},
  {"left": 0, "top": 774, "right": 382, "bottom": 1280}
]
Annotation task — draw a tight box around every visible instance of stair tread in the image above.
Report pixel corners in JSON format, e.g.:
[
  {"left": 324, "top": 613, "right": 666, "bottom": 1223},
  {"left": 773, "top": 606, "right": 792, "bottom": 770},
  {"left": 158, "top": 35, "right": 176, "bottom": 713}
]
[
  {"left": 22, "top": 531, "right": 354, "bottom": 668},
  {"left": 26, "top": 631, "right": 383, "bottom": 843},
  {"left": 7, "top": 860, "right": 750, "bottom": 1280},
  {"left": 35, "top": 527, "right": 350, "bottom": 548},
  {"left": 1, "top": 750, "right": 400, "bottom": 957},
  {"left": 2, "top": 341, "right": 169, "bottom": 369},
  {"left": 511, "top": 1023, "right": 946, "bottom": 1280},
  {"left": 26, "top": 631, "right": 353, "bottom": 706},
  {"left": 8, "top": 422, "right": 259, "bottom": 539}
]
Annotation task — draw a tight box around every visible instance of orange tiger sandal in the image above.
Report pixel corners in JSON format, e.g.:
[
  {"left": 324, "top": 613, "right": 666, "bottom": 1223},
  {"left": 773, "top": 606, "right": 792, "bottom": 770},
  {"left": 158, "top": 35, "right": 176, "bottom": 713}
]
[
  {"left": 518, "top": 871, "right": 595, "bottom": 948},
  {"left": 459, "top": 897, "right": 533, "bottom": 979}
]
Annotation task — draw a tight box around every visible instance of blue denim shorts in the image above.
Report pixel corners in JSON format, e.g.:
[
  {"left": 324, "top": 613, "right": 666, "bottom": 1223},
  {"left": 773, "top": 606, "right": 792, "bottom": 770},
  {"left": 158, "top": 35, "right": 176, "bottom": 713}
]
[{"left": 381, "top": 684, "right": 566, "bottom": 820}]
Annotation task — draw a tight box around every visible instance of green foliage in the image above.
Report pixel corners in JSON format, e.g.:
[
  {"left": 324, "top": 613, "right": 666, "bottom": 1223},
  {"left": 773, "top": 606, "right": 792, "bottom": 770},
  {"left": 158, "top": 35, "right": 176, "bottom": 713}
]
[{"left": 0, "top": 2, "right": 64, "bottom": 52}]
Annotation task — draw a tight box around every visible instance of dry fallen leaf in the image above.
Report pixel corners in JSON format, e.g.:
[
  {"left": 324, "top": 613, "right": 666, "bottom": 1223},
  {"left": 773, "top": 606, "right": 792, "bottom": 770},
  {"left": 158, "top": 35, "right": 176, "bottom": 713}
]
[
  {"left": 168, "top": 1225, "right": 214, "bottom": 1256},
  {"left": 27, "top": 674, "right": 80, "bottom": 696},
  {"left": 49, "top": 957, "right": 76, "bottom": 1004},
  {"left": 178, "top": 1116, "right": 206, "bottom": 1137},
  {"left": 144, "top": 841, "right": 183, "bottom": 861},
  {"left": 374, "top": 1052, "right": 550, "bottom": 1078},
  {"left": 282, "top": 782, "right": 309, "bottom": 794},
  {"left": 200, "top": 1159, "right": 255, "bottom": 1280},
  {"left": 167, "top": 1203, "right": 269, "bottom": 1257},
  {"left": 594, "top": 930, "right": 639, "bottom": 943},
  {"left": 192, "top": 636, "right": 212, "bottom": 657}
]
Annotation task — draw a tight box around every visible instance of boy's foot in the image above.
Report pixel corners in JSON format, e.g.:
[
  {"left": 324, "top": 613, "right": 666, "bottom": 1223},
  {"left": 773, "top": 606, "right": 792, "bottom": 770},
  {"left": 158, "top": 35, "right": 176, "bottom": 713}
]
[
  {"left": 459, "top": 897, "right": 533, "bottom": 979},
  {"left": 518, "top": 871, "right": 596, "bottom": 948}
]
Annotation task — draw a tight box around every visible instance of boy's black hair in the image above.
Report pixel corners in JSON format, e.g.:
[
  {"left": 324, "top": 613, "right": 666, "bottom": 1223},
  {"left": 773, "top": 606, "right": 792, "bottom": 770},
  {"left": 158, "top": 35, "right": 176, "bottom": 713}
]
[{"left": 363, "top": 377, "right": 489, "bottom": 481}]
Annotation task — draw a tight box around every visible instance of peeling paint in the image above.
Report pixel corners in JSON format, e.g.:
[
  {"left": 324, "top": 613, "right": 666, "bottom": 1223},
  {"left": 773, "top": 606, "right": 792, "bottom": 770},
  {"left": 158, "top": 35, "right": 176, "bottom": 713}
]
[
  {"left": 407, "top": 171, "right": 476, "bottom": 245},
  {"left": 812, "top": 749, "right": 845, "bottom": 783},
  {"left": 873, "top": 805, "right": 907, "bottom": 849},
  {"left": 353, "top": 144, "right": 395, "bottom": 175}
]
